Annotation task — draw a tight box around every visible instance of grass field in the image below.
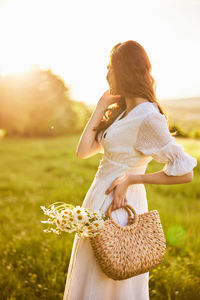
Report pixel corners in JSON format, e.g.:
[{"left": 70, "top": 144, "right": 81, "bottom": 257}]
[{"left": 0, "top": 135, "right": 199, "bottom": 300}]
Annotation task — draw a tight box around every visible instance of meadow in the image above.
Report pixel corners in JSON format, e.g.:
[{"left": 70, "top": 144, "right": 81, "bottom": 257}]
[{"left": 0, "top": 135, "right": 199, "bottom": 300}]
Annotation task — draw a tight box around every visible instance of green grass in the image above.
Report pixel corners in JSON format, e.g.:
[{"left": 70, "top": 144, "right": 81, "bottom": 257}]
[{"left": 0, "top": 135, "right": 199, "bottom": 300}]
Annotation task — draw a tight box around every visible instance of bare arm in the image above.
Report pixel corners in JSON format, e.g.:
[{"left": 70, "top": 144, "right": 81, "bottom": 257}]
[
  {"left": 76, "top": 90, "right": 121, "bottom": 159},
  {"left": 105, "top": 169, "right": 194, "bottom": 210},
  {"left": 76, "top": 103, "right": 105, "bottom": 158},
  {"left": 105, "top": 170, "right": 193, "bottom": 196},
  {"left": 127, "top": 170, "right": 193, "bottom": 186}
]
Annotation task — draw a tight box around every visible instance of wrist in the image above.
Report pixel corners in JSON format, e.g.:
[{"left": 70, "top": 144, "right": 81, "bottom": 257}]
[
  {"left": 96, "top": 100, "right": 107, "bottom": 112},
  {"left": 127, "top": 173, "right": 144, "bottom": 185}
]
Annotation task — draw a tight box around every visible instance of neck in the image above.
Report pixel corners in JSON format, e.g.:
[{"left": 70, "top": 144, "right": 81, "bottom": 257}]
[{"left": 124, "top": 96, "right": 149, "bottom": 114}]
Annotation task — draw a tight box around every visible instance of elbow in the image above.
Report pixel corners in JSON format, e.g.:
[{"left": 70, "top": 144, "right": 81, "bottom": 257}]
[
  {"left": 76, "top": 145, "right": 86, "bottom": 159},
  {"left": 180, "top": 170, "right": 193, "bottom": 183},
  {"left": 76, "top": 149, "right": 90, "bottom": 159},
  {"left": 76, "top": 151, "right": 86, "bottom": 159},
  {"left": 186, "top": 170, "right": 194, "bottom": 183},
  {"left": 76, "top": 142, "right": 96, "bottom": 159}
]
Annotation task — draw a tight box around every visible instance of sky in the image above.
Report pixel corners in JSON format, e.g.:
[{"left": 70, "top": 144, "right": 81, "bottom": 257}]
[{"left": 0, "top": 0, "right": 199, "bottom": 105}]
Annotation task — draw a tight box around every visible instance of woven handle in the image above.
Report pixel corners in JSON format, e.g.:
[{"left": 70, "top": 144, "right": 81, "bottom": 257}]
[{"left": 106, "top": 203, "right": 138, "bottom": 225}]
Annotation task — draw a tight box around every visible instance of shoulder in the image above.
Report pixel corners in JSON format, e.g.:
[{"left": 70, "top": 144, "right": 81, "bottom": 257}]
[
  {"left": 141, "top": 101, "right": 162, "bottom": 115},
  {"left": 135, "top": 102, "right": 171, "bottom": 141},
  {"left": 137, "top": 102, "right": 166, "bottom": 126},
  {"left": 125, "top": 102, "right": 166, "bottom": 133}
]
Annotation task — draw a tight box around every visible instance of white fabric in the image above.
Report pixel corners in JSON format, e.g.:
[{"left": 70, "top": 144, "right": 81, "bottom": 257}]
[
  {"left": 135, "top": 111, "right": 197, "bottom": 176},
  {"left": 63, "top": 101, "right": 197, "bottom": 300}
]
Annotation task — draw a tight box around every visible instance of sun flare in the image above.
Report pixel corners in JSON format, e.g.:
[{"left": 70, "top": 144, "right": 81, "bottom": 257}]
[{"left": 0, "top": 0, "right": 199, "bottom": 104}]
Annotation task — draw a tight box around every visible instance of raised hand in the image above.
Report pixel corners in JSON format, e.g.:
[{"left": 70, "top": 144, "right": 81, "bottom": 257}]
[{"left": 97, "top": 89, "right": 121, "bottom": 109}]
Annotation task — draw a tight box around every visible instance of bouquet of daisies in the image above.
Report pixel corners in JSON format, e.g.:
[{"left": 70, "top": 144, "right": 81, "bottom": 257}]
[{"left": 40, "top": 202, "right": 108, "bottom": 238}]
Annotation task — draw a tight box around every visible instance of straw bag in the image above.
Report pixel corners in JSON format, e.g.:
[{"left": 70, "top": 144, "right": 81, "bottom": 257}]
[{"left": 89, "top": 203, "right": 166, "bottom": 280}]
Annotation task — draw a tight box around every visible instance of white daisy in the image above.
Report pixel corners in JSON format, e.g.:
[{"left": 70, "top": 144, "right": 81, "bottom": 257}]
[
  {"left": 92, "top": 219, "right": 105, "bottom": 229},
  {"left": 73, "top": 211, "right": 89, "bottom": 224},
  {"left": 73, "top": 206, "right": 85, "bottom": 215},
  {"left": 55, "top": 217, "right": 63, "bottom": 228},
  {"left": 86, "top": 223, "right": 97, "bottom": 232},
  {"left": 61, "top": 208, "right": 73, "bottom": 217}
]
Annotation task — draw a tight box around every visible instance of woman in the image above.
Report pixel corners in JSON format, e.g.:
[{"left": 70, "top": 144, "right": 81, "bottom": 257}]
[{"left": 63, "top": 40, "right": 197, "bottom": 300}]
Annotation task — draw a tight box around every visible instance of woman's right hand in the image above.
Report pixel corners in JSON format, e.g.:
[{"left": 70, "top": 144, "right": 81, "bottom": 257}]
[{"left": 97, "top": 90, "right": 121, "bottom": 109}]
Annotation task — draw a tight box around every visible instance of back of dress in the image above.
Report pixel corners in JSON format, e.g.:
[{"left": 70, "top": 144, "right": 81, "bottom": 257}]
[
  {"left": 63, "top": 101, "right": 197, "bottom": 300},
  {"left": 95, "top": 101, "right": 197, "bottom": 180}
]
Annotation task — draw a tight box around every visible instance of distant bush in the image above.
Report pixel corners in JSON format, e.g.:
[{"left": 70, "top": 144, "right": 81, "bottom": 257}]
[
  {"left": 169, "top": 123, "right": 200, "bottom": 139},
  {"left": 190, "top": 129, "right": 200, "bottom": 139},
  {"left": 169, "top": 124, "right": 189, "bottom": 138}
]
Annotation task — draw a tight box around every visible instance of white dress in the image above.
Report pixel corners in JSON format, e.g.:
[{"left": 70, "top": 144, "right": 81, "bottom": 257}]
[{"left": 63, "top": 102, "right": 197, "bottom": 300}]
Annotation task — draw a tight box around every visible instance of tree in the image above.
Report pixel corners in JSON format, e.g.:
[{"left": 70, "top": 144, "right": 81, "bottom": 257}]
[{"left": 0, "top": 66, "right": 90, "bottom": 137}]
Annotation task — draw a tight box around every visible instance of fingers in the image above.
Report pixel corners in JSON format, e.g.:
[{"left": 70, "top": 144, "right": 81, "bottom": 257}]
[
  {"left": 112, "top": 94, "right": 121, "bottom": 99},
  {"left": 105, "top": 181, "right": 117, "bottom": 194},
  {"left": 105, "top": 177, "right": 123, "bottom": 194},
  {"left": 111, "top": 196, "right": 128, "bottom": 211},
  {"left": 103, "top": 90, "right": 110, "bottom": 96},
  {"left": 105, "top": 90, "right": 121, "bottom": 97},
  {"left": 124, "top": 197, "right": 128, "bottom": 206}
]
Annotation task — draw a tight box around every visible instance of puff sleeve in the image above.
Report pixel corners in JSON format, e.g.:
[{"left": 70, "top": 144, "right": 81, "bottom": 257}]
[{"left": 135, "top": 111, "right": 197, "bottom": 176}]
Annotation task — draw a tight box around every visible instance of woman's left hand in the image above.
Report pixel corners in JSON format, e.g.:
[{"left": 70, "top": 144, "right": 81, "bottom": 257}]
[{"left": 105, "top": 172, "right": 130, "bottom": 211}]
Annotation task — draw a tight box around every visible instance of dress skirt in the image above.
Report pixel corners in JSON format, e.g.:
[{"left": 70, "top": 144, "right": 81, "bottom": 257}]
[{"left": 63, "top": 161, "right": 150, "bottom": 300}]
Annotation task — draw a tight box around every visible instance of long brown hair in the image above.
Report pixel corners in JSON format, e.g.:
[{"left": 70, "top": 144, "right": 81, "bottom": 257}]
[{"left": 93, "top": 40, "right": 171, "bottom": 142}]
